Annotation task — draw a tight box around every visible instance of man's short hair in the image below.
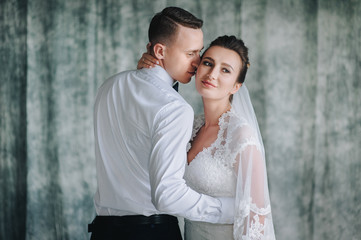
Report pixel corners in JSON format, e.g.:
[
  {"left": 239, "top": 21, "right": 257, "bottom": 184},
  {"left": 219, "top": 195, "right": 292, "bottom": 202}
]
[{"left": 148, "top": 7, "right": 203, "bottom": 50}]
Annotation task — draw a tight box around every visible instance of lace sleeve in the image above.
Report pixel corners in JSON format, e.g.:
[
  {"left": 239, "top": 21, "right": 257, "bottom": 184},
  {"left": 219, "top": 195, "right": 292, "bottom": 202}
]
[
  {"left": 228, "top": 121, "right": 275, "bottom": 240},
  {"left": 187, "top": 114, "right": 205, "bottom": 152}
]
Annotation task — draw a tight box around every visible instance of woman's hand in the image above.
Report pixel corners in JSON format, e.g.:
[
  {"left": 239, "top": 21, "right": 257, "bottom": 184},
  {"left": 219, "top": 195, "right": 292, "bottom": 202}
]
[
  {"left": 137, "top": 52, "right": 159, "bottom": 69},
  {"left": 137, "top": 43, "right": 159, "bottom": 69}
]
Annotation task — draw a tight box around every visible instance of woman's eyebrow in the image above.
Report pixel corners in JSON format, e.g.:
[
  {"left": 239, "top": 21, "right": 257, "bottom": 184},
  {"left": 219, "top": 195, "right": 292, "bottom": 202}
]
[
  {"left": 222, "top": 63, "right": 234, "bottom": 71},
  {"left": 203, "top": 56, "right": 214, "bottom": 61}
]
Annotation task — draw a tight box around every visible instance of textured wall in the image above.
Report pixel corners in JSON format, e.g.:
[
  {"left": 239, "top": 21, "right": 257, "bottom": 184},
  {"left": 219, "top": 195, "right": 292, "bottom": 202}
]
[
  {"left": 0, "top": 1, "right": 27, "bottom": 239},
  {"left": 1, "top": 0, "right": 360, "bottom": 239}
]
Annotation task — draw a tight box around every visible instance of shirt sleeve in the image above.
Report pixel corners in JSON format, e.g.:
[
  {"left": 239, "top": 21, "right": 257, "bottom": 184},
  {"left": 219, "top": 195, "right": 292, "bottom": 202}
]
[{"left": 149, "top": 101, "right": 234, "bottom": 224}]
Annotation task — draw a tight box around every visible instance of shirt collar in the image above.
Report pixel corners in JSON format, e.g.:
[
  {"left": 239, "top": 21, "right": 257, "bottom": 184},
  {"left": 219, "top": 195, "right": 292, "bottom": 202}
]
[{"left": 148, "top": 65, "right": 175, "bottom": 87}]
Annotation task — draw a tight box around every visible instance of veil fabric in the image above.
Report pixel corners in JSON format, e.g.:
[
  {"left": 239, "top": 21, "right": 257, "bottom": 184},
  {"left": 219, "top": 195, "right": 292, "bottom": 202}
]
[{"left": 229, "top": 85, "right": 276, "bottom": 240}]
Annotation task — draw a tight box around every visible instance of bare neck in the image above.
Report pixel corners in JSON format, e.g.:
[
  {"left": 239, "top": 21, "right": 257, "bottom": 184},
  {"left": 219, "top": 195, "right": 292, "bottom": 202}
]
[{"left": 202, "top": 98, "right": 231, "bottom": 128}]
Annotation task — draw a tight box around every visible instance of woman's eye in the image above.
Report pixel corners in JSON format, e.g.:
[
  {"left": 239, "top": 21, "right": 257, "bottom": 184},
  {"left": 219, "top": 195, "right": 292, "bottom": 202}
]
[
  {"left": 203, "top": 61, "right": 211, "bottom": 66},
  {"left": 222, "top": 68, "right": 230, "bottom": 73}
]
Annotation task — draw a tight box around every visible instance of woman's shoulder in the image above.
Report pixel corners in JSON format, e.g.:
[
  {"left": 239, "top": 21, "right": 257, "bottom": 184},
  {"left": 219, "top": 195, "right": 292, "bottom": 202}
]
[
  {"left": 221, "top": 108, "right": 260, "bottom": 146},
  {"left": 219, "top": 108, "right": 249, "bottom": 130}
]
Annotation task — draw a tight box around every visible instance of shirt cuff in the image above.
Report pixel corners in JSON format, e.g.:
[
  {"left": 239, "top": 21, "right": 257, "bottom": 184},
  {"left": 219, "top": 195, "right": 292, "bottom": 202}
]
[{"left": 217, "top": 197, "right": 235, "bottom": 224}]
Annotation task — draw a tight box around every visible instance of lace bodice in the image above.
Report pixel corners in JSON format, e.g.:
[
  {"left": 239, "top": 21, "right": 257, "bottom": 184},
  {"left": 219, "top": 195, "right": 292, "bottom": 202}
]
[
  {"left": 184, "top": 109, "right": 258, "bottom": 197},
  {"left": 184, "top": 108, "right": 276, "bottom": 240}
]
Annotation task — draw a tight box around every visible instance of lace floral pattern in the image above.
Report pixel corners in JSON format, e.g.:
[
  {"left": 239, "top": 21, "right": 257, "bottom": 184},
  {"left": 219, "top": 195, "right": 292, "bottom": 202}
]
[
  {"left": 235, "top": 197, "right": 272, "bottom": 240},
  {"left": 184, "top": 107, "right": 276, "bottom": 240},
  {"left": 184, "top": 109, "right": 250, "bottom": 197},
  {"left": 249, "top": 215, "right": 265, "bottom": 240}
]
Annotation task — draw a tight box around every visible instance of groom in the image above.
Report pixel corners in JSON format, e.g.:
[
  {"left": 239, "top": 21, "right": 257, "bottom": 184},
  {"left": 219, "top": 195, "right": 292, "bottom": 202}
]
[{"left": 89, "top": 7, "right": 234, "bottom": 240}]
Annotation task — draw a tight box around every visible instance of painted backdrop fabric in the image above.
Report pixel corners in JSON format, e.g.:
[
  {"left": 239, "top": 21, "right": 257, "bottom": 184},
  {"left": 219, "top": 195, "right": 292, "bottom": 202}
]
[{"left": 1, "top": 0, "right": 360, "bottom": 239}]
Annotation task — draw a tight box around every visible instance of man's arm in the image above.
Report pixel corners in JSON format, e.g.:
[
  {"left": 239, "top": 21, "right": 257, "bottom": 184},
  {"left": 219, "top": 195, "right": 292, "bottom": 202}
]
[{"left": 149, "top": 101, "right": 234, "bottom": 224}]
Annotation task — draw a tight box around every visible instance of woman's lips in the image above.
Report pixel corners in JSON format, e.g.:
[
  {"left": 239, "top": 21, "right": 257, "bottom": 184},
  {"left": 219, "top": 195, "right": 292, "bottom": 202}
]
[{"left": 201, "top": 80, "right": 216, "bottom": 88}]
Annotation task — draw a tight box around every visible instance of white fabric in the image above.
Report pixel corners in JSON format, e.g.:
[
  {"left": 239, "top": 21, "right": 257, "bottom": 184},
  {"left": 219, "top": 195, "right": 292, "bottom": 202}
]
[
  {"left": 93, "top": 65, "right": 234, "bottom": 224},
  {"left": 184, "top": 85, "right": 276, "bottom": 239}
]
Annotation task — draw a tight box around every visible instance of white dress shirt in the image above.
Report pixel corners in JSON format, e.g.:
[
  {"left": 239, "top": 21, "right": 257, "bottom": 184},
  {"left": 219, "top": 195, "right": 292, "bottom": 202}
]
[{"left": 93, "top": 66, "right": 234, "bottom": 224}]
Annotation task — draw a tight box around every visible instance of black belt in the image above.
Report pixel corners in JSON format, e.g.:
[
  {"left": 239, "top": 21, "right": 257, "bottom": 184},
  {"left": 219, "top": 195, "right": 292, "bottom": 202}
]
[{"left": 88, "top": 214, "right": 178, "bottom": 232}]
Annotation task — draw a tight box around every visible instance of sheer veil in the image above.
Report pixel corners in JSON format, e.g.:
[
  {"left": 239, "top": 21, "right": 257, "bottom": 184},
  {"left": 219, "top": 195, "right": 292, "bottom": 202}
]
[{"left": 229, "top": 85, "right": 276, "bottom": 240}]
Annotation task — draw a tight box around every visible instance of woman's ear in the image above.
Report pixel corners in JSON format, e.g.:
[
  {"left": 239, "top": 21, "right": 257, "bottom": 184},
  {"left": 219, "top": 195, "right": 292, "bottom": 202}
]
[
  {"left": 153, "top": 43, "right": 166, "bottom": 60},
  {"left": 230, "top": 83, "right": 242, "bottom": 95}
]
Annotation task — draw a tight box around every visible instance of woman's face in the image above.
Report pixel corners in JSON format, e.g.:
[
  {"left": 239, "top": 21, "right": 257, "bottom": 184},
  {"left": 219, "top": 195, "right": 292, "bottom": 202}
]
[{"left": 195, "top": 46, "right": 242, "bottom": 101}]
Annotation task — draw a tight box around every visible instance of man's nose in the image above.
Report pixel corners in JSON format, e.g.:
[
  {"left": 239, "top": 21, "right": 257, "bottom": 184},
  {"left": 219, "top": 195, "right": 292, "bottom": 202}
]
[{"left": 192, "top": 55, "right": 201, "bottom": 68}]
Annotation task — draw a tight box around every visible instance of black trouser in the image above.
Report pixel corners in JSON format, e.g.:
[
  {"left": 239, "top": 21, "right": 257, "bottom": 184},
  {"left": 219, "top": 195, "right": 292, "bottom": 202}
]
[{"left": 88, "top": 215, "right": 182, "bottom": 240}]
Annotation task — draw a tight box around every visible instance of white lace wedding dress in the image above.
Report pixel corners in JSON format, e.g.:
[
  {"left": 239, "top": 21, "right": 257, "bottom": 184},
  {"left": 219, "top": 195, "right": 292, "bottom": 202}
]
[{"left": 184, "top": 108, "right": 275, "bottom": 240}]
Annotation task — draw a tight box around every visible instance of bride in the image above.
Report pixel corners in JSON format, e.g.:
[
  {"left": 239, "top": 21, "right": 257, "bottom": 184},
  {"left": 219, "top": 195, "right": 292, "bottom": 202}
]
[
  {"left": 183, "top": 36, "right": 275, "bottom": 240},
  {"left": 140, "top": 35, "right": 276, "bottom": 240}
]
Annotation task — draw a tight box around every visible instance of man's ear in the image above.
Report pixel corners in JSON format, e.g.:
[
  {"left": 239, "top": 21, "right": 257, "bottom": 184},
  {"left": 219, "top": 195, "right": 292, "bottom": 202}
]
[{"left": 153, "top": 43, "right": 166, "bottom": 60}]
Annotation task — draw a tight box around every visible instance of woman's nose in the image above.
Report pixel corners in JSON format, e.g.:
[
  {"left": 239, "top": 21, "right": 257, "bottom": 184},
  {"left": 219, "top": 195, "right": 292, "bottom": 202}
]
[
  {"left": 207, "top": 69, "right": 217, "bottom": 80},
  {"left": 207, "top": 74, "right": 215, "bottom": 80}
]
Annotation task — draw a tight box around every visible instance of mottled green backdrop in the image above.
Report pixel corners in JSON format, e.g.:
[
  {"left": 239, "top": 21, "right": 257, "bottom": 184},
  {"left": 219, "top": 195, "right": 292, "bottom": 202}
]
[{"left": 1, "top": 0, "right": 360, "bottom": 239}]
